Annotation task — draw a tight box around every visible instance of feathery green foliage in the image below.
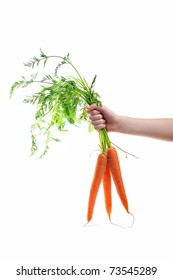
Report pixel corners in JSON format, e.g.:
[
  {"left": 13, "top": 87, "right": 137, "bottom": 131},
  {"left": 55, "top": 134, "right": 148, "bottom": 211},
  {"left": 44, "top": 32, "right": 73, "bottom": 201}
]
[{"left": 10, "top": 50, "right": 107, "bottom": 157}]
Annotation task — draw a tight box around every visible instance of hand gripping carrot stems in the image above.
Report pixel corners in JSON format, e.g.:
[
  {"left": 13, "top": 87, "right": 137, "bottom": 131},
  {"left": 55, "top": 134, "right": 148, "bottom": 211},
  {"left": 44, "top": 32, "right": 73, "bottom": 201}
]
[{"left": 10, "top": 50, "right": 136, "bottom": 227}]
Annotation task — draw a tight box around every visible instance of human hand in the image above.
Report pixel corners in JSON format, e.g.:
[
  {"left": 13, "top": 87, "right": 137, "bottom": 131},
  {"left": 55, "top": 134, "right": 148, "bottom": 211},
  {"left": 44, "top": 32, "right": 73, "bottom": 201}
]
[{"left": 86, "top": 104, "right": 119, "bottom": 132}]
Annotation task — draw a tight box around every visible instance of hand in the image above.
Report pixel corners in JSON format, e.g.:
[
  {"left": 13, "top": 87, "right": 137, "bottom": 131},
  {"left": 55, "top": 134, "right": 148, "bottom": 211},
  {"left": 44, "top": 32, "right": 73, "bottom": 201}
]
[{"left": 86, "top": 104, "right": 119, "bottom": 132}]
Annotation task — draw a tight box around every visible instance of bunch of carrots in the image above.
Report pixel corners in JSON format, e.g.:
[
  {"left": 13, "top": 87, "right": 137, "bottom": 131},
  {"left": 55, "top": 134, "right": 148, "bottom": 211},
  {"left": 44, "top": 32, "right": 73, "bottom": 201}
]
[
  {"left": 10, "top": 50, "right": 135, "bottom": 226},
  {"left": 87, "top": 145, "right": 134, "bottom": 227}
]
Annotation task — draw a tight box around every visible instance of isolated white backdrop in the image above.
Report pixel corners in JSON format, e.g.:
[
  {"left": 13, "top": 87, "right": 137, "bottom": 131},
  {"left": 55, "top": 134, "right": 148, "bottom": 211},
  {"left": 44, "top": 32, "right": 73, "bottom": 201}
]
[{"left": 1, "top": 0, "right": 173, "bottom": 278}]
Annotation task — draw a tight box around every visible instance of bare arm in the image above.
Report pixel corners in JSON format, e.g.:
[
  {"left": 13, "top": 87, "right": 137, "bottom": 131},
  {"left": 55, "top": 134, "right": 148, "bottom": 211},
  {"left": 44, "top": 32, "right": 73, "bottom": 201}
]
[
  {"left": 87, "top": 104, "right": 173, "bottom": 142},
  {"left": 118, "top": 116, "right": 173, "bottom": 141}
]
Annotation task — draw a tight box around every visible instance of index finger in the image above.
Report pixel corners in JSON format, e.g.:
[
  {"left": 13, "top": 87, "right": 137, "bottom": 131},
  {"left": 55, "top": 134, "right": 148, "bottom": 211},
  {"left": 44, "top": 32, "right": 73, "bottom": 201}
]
[{"left": 86, "top": 104, "right": 98, "bottom": 112}]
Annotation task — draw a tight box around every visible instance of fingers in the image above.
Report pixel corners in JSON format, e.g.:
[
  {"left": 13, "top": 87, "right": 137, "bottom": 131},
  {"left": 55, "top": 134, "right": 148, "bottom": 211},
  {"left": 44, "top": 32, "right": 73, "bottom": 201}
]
[
  {"left": 90, "top": 116, "right": 106, "bottom": 130},
  {"left": 86, "top": 104, "right": 99, "bottom": 112},
  {"left": 93, "top": 122, "right": 106, "bottom": 131},
  {"left": 89, "top": 113, "right": 103, "bottom": 121},
  {"left": 86, "top": 103, "right": 103, "bottom": 113},
  {"left": 87, "top": 104, "right": 106, "bottom": 131},
  {"left": 86, "top": 104, "right": 102, "bottom": 117},
  {"left": 88, "top": 109, "right": 101, "bottom": 117}
]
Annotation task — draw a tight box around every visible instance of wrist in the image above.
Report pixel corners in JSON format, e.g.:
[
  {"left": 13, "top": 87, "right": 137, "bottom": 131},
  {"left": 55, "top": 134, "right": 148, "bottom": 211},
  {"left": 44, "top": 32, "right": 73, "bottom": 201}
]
[
  {"left": 115, "top": 115, "right": 125, "bottom": 133},
  {"left": 107, "top": 115, "right": 124, "bottom": 133},
  {"left": 117, "top": 115, "right": 134, "bottom": 134}
]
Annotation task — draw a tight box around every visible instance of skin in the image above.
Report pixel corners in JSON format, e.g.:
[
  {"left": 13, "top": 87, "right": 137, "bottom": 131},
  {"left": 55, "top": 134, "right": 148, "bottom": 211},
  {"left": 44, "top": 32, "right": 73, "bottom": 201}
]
[{"left": 87, "top": 104, "right": 173, "bottom": 142}]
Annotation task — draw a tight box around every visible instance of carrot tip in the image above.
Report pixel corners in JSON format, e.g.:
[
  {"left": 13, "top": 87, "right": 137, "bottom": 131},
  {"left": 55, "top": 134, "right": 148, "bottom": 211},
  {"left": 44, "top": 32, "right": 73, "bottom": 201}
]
[
  {"left": 108, "top": 213, "right": 135, "bottom": 229},
  {"left": 109, "top": 217, "right": 127, "bottom": 229},
  {"left": 83, "top": 222, "right": 89, "bottom": 227},
  {"left": 83, "top": 222, "right": 99, "bottom": 228},
  {"left": 128, "top": 212, "right": 135, "bottom": 228}
]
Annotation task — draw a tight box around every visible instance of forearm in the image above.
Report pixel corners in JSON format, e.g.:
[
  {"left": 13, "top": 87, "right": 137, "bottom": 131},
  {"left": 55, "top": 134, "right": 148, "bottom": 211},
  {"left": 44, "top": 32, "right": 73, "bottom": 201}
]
[{"left": 117, "top": 116, "right": 173, "bottom": 141}]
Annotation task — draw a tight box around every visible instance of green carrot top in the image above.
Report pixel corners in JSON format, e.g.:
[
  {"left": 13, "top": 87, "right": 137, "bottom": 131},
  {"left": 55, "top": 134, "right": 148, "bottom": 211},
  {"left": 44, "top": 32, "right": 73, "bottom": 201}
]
[{"left": 10, "top": 50, "right": 111, "bottom": 157}]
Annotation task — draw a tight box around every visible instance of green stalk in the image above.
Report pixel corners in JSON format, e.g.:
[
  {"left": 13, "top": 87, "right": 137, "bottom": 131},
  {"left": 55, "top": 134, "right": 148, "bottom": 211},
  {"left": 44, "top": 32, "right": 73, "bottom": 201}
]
[
  {"left": 99, "top": 128, "right": 112, "bottom": 154},
  {"left": 65, "top": 58, "right": 112, "bottom": 154}
]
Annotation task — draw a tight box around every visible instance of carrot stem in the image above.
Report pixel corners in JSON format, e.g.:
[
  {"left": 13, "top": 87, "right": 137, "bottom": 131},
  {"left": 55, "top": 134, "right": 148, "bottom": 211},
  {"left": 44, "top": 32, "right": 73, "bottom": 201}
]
[{"left": 99, "top": 128, "right": 111, "bottom": 154}]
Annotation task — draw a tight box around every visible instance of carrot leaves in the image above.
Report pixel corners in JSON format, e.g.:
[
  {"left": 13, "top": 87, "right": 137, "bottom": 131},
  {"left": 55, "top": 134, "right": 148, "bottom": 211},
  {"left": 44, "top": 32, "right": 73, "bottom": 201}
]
[{"left": 10, "top": 50, "right": 102, "bottom": 157}]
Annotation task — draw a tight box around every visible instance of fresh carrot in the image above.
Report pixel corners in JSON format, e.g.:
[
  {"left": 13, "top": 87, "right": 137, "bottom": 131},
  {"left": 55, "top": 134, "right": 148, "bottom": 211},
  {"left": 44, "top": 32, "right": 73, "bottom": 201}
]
[
  {"left": 102, "top": 157, "right": 112, "bottom": 219},
  {"left": 87, "top": 153, "right": 107, "bottom": 223},
  {"left": 107, "top": 146, "right": 129, "bottom": 213}
]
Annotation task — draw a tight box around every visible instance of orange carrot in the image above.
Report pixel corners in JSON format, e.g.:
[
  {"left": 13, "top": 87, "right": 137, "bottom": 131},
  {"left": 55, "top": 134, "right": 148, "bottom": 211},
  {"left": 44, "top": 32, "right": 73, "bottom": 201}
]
[
  {"left": 87, "top": 153, "right": 107, "bottom": 223},
  {"left": 102, "top": 157, "right": 112, "bottom": 219},
  {"left": 107, "top": 146, "right": 129, "bottom": 213}
]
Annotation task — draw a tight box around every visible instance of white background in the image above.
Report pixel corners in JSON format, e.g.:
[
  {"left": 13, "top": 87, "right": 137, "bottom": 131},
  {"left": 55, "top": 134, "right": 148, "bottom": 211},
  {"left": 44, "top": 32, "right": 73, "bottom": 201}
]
[{"left": 0, "top": 0, "right": 173, "bottom": 279}]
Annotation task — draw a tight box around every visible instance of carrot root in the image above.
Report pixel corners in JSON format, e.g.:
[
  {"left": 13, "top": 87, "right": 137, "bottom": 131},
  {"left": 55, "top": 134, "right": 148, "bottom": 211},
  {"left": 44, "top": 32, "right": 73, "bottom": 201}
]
[
  {"left": 87, "top": 153, "right": 107, "bottom": 223},
  {"left": 102, "top": 157, "right": 112, "bottom": 218},
  {"left": 128, "top": 212, "right": 135, "bottom": 228},
  {"left": 86, "top": 146, "right": 135, "bottom": 226},
  {"left": 107, "top": 147, "right": 129, "bottom": 212},
  {"left": 83, "top": 222, "right": 99, "bottom": 228},
  {"left": 109, "top": 212, "right": 135, "bottom": 229}
]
